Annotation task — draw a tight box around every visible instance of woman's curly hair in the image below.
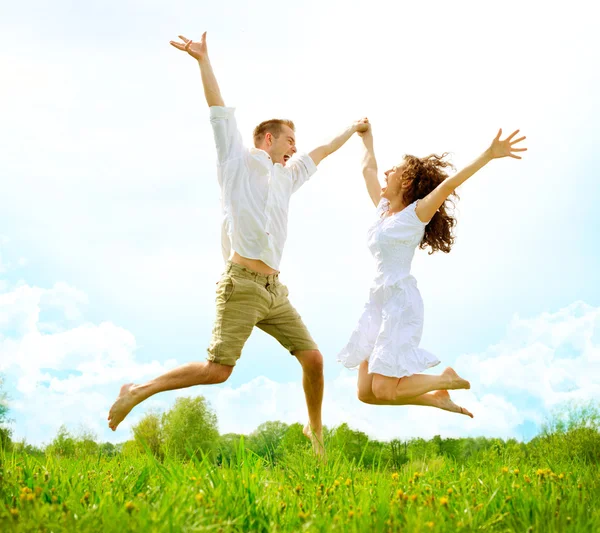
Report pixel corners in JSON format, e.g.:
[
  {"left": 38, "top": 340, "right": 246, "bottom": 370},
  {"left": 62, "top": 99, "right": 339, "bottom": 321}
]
[{"left": 401, "top": 153, "right": 457, "bottom": 254}]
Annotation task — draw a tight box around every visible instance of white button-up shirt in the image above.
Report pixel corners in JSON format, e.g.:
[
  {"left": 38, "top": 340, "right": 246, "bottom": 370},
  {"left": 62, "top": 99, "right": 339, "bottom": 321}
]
[{"left": 209, "top": 106, "right": 318, "bottom": 271}]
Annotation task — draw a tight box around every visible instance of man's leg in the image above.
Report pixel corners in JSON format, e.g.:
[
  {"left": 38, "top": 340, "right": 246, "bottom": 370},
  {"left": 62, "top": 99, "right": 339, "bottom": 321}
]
[
  {"left": 108, "top": 362, "right": 233, "bottom": 430},
  {"left": 256, "top": 279, "right": 324, "bottom": 455},
  {"left": 294, "top": 350, "right": 325, "bottom": 454},
  {"left": 108, "top": 266, "right": 267, "bottom": 431}
]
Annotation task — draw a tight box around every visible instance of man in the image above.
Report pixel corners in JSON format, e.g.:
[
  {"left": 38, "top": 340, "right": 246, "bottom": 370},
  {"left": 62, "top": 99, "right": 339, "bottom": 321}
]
[{"left": 107, "top": 32, "right": 367, "bottom": 454}]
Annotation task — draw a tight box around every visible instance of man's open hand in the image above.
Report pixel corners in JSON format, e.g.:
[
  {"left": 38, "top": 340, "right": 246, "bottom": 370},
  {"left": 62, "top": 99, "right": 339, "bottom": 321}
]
[{"left": 170, "top": 32, "right": 208, "bottom": 62}]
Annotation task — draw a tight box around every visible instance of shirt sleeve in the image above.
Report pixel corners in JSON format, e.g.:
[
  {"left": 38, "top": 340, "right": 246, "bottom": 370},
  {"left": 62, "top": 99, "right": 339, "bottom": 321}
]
[
  {"left": 209, "top": 106, "right": 246, "bottom": 165},
  {"left": 288, "top": 153, "right": 318, "bottom": 193}
]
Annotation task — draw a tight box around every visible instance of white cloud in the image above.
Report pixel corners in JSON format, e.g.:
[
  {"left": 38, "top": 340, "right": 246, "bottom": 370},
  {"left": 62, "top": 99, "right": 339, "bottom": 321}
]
[
  {"left": 1, "top": 271, "right": 598, "bottom": 445},
  {"left": 198, "top": 302, "right": 600, "bottom": 442},
  {"left": 0, "top": 281, "right": 178, "bottom": 445},
  {"left": 455, "top": 302, "right": 600, "bottom": 408}
]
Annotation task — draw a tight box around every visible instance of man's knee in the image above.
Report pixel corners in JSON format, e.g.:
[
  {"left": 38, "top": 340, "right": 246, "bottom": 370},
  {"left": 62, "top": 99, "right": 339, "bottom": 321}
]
[
  {"left": 208, "top": 362, "right": 234, "bottom": 384},
  {"left": 295, "top": 350, "right": 324, "bottom": 374}
]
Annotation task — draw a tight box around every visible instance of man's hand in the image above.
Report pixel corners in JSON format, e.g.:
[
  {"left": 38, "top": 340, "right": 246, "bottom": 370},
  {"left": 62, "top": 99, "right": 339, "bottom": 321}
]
[
  {"left": 354, "top": 117, "right": 370, "bottom": 136},
  {"left": 488, "top": 128, "right": 527, "bottom": 159},
  {"left": 170, "top": 32, "right": 208, "bottom": 62}
]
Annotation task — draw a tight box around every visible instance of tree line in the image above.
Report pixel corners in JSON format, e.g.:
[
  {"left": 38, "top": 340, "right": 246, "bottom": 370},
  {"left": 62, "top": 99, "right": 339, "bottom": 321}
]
[{"left": 1, "top": 386, "right": 599, "bottom": 467}]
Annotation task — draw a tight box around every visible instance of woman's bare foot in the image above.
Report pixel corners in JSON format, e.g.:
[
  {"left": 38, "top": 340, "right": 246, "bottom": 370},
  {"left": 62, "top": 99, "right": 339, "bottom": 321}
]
[
  {"left": 431, "top": 390, "right": 473, "bottom": 418},
  {"left": 107, "top": 383, "right": 140, "bottom": 431},
  {"left": 303, "top": 423, "right": 326, "bottom": 457},
  {"left": 442, "top": 367, "right": 470, "bottom": 390}
]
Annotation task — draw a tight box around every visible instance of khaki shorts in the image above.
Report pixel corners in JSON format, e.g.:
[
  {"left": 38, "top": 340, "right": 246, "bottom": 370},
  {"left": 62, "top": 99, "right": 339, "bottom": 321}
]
[{"left": 207, "top": 262, "right": 318, "bottom": 366}]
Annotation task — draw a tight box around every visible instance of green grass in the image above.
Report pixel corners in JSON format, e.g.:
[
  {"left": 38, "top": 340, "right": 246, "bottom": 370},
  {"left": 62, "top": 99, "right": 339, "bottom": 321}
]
[{"left": 1, "top": 444, "right": 599, "bottom": 532}]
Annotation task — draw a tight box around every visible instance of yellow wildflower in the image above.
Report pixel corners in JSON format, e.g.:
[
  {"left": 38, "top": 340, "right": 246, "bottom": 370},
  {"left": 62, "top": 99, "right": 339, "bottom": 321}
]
[
  {"left": 447, "top": 488, "right": 453, "bottom": 495},
  {"left": 440, "top": 497, "right": 449, "bottom": 506},
  {"left": 426, "top": 521, "right": 435, "bottom": 529},
  {"left": 501, "top": 467, "right": 509, "bottom": 473},
  {"left": 348, "top": 510, "right": 355, "bottom": 518},
  {"left": 124, "top": 501, "right": 136, "bottom": 513},
  {"left": 392, "top": 472, "right": 399, "bottom": 481},
  {"left": 345, "top": 478, "right": 352, "bottom": 487},
  {"left": 195, "top": 493, "right": 204, "bottom": 503},
  {"left": 513, "top": 468, "right": 520, "bottom": 476}
]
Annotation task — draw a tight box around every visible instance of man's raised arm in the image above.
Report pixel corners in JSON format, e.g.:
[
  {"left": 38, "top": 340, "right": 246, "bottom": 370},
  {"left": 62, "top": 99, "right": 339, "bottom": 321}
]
[
  {"left": 170, "top": 32, "right": 224, "bottom": 107},
  {"left": 308, "top": 118, "right": 369, "bottom": 166},
  {"left": 171, "top": 32, "right": 246, "bottom": 167}
]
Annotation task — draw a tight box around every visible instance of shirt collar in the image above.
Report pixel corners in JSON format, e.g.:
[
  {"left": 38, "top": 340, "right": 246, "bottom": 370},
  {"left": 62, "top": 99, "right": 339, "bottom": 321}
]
[{"left": 249, "top": 147, "right": 272, "bottom": 161}]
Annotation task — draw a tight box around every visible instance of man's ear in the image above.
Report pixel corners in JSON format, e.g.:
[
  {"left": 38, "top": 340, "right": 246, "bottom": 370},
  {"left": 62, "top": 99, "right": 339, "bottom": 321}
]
[{"left": 265, "top": 132, "right": 272, "bottom": 146}]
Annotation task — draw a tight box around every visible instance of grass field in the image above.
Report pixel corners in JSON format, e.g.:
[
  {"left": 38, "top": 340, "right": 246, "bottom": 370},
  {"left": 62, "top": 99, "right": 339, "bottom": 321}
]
[{"left": 1, "top": 440, "right": 599, "bottom": 532}]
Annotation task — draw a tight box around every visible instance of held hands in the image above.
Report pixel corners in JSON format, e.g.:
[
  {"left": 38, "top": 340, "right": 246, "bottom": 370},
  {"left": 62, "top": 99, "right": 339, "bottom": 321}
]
[
  {"left": 488, "top": 129, "right": 527, "bottom": 159},
  {"left": 354, "top": 117, "right": 371, "bottom": 136},
  {"left": 170, "top": 32, "right": 208, "bottom": 62}
]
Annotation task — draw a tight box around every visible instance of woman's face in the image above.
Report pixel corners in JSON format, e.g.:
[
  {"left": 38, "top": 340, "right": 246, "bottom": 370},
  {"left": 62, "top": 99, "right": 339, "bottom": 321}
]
[{"left": 381, "top": 163, "right": 406, "bottom": 200}]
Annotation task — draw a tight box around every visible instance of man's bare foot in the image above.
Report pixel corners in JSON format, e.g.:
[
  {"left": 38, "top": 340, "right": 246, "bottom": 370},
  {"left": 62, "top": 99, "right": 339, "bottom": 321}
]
[
  {"left": 431, "top": 390, "right": 474, "bottom": 418},
  {"left": 442, "top": 367, "right": 470, "bottom": 390},
  {"left": 303, "top": 423, "right": 325, "bottom": 457},
  {"left": 107, "top": 383, "right": 140, "bottom": 431}
]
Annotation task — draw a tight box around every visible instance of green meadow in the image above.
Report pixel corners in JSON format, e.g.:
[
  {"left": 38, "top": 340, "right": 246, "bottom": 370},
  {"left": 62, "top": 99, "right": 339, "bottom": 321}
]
[{"left": 1, "top": 401, "right": 599, "bottom": 532}]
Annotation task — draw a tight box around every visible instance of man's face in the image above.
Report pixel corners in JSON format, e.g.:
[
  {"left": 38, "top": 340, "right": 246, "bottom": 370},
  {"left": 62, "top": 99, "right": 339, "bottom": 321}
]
[{"left": 267, "top": 125, "right": 297, "bottom": 166}]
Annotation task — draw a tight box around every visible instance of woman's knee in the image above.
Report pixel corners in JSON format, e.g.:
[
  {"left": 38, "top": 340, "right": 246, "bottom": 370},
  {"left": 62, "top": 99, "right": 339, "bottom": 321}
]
[
  {"left": 371, "top": 377, "right": 396, "bottom": 401},
  {"left": 357, "top": 386, "right": 376, "bottom": 404}
]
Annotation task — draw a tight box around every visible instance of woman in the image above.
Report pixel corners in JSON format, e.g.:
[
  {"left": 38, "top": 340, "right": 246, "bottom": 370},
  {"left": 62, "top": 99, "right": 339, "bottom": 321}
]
[{"left": 338, "top": 121, "right": 527, "bottom": 417}]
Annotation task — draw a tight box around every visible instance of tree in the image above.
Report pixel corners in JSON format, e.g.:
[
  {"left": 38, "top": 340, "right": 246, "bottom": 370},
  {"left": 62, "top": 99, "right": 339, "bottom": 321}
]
[
  {"left": 47, "top": 425, "right": 76, "bottom": 457},
  {"left": 280, "top": 423, "right": 309, "bottom": 453},
  {"left": 217, "top": 433, "right": 244, "bottom": 465},
  {"left": 99, "top": 442, "right": 117, "bottom": 457},
  {"left": 329, "top": 423, "right": 370, "bottom": 463},
  {"left": 132, "top": 411, "right": 163, "bottom": 458},
  {"left": 0, "top": 375, "right": 11, "bottom": 450},
  {"left": 389, "top": 439, "right": 409, "bottom": 469},
  {"left": 161, "top": 396, "right": 219, "bottom": 459},
  {"left": 247, "top": 421, "right": 289, "bottom": 461},
  {"left": 74, "top": 428, "right": 99, "bottom": 458}
]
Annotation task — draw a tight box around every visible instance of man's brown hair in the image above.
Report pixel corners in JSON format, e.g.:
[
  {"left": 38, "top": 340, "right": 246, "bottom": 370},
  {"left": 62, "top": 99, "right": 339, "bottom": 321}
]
[{"left": 253, "top": 119, "right": 295, "bottom": 146}]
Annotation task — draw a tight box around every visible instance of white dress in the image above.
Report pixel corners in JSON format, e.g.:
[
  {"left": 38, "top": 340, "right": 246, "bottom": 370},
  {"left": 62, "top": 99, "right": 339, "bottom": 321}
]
[{"left": 338, "top": 199, "right": 440, "bottom": 378}]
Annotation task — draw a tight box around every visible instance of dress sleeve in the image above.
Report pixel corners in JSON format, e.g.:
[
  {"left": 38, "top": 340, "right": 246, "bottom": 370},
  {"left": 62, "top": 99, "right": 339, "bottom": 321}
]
[
  {"left": 383, "top": 201, "right": 427, "bottom": 243},
  {"left": 375, "top": 198, "right": 390, "bottom": 218},
  {"left": 405, "top": 200, "right": 428, "bottom": 228}
]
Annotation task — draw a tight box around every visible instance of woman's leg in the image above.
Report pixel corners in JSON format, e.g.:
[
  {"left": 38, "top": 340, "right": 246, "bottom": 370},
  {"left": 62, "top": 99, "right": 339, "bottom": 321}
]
[
  {"left": 370, "top": 366, "right": 469, "bottom": 401},
  {"left": 357, "top": 361, "right": 473, "bottom": 417}
]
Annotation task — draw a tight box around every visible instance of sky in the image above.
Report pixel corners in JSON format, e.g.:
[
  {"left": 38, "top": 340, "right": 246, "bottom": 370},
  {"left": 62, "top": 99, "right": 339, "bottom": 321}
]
[{"left": 1, "top": 0, "right": 599, "bottom": 446}]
